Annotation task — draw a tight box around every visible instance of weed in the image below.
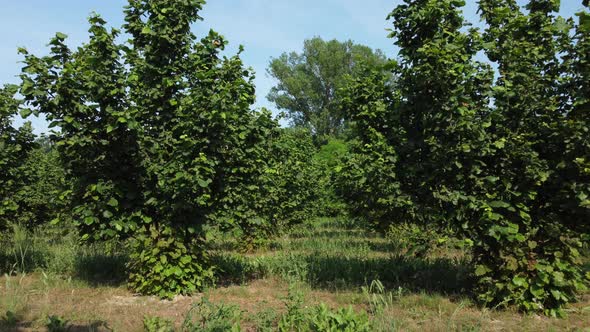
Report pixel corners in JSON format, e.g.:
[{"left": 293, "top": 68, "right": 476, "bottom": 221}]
[
  {"left": 276, "top": 283, "right": 372, "bottom": 332},
  {"left": 10, "top": 223, "right": 32, "bottom": 273},
  {"left": 250, "top": 306, "right": 278, "bottom": 332},
  {"left": 182, "top": 297, "right": 242, "bottom": 332},
  {"left": 143, "top": 315, "right": 174, "bottom": 332},
  {"left": 46, "top": 315, "right": 69, "bottom": 332},
  {"left": 1, "top": 310, "right": 19, "bottom": 327},
  {"left": 278, "top": 284, "right": 307, "bottom": 331},
  {"left": 362, "top": 280, "right": 395, "bottom": 315},
  {"left": 308, "top": 304, "right": 371, "bottom": 332},
  {"left": 1, "top": 273, "right": 28, "bottom": 321}
]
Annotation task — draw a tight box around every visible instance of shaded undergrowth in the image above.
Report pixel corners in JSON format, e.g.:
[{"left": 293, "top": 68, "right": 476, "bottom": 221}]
[
  {"left": 212, "top": 218, "right": 474, "bottom": 296},
  {"left": 0, "top": 223, "right": 128, "bottom": 286}
]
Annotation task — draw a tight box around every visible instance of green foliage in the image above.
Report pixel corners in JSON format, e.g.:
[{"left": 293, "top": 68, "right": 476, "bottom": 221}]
[
  {"left": 267, "top": 37, "right": 388, "bottom": 138},
  {"left": 18, "top": 0, "right": 277, "bottom": 297},
  {"left": 1, "top": 310, "right": 18, "bottom": 327},
  {"left": 312, "top": 138, "right": 349, "bottom": 218},
  {"left": 473, "top": 0, "right": 589, "bottom": 316},
  {"left": 385, "top": 223, "right": 469, "bottom": 258},
  {"left": 268, "top": 128, "right": 321, "bottom": 223},
  {"left": 277, "top": 285, "right": 371, "bottom": 332},
  {"left": 128, "top": 226, "right": 214, "bottom": 299},
  {"left": 46, "top": 315, "right": 69, "bottom": 332},
  {"left": 0, "top": 85, "right": 37, "bottom": 231},
  {"left": 339, "top": 0, "right": 589, "bottom": 315},
  {"left": 250, "top": 128, "right": 323, "bottom": 245},
  {"left": 182, "top": 297, "right": 242, "bottom": 332},
  {"left": 143, "top": 315, "right": 174, "bottom": 332},
  {"left": 9, "top": 139, "right": 67, "bottom": 230}
]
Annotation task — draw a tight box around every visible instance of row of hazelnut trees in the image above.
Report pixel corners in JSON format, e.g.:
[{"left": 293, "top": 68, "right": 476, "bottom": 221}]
[
  {"left": 0, "top": 0, "right": 588, "bottom": 315},
  {"left": 338, "top": 0, "right": 589, "bottom": 317},
  {"left": 2, "top": 0, "right": 325, "bottom": 299}
]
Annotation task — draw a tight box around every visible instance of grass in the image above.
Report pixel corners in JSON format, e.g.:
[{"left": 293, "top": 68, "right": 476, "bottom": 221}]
[
  {"left": 0, "top": 223, "right": 128, "bottom": 286},
  {"left": 0, "top": 218, "right": 588, "bottom": 331},
  {"left": 212, "top": 218, "right": 473, "bottom": 294}
]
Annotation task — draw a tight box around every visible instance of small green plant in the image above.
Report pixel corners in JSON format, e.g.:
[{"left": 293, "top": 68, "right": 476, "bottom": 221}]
[
  {"left": 1, "top": 273, "right": 28, "bottom": 324},
  {"left": 1, "top": 310, "right": 19, "bottom": 327},
  {"left": 143, "top": 315, "right": 174, "bottom": 332},
  {"left": 277, "top": 284, "right": 307, "bottom": 332},
  {"left": 46, "top": 315, "right": 69, "bottom": 332},
  {"left": 308, "top": 304, "right": 371, "bottom": 332},
  {"left": 182, "top": 297, "right": 242, "bottom": 332},
  {"left": 10, "top": 223, "right": 31, "bottom": 273},
  {"left": 362, "top": 280, "right": 395, "bottom": 315},
  {"left": 276, "top": 283, "right": 372, "bottom": 332},
  {"left": 250, "top": 306, "right": 278, "bottom": 332}
]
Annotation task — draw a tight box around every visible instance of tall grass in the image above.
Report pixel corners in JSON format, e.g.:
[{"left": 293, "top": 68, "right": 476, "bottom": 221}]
[{"left": 0, "top": 223, "right": 127, "bottom": 285}]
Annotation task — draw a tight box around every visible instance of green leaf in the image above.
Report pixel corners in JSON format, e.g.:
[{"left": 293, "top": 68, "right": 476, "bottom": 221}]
[
  {"left": 197, "top": 179, "right": 210, "bottom": 188},
  {"left": 512, "top": 276, "right": 528, "bottom": 288},
  {"left": 550, "top": 289, "right": 562, "bottom": 301},
  {"left": 489, "top": 201, "right": 510, "bottom": 208},
  {"left": 475, "top": 265, "right": 490, "bottom": 276},
  {"left": 19, "top": 109, "right": 32, "bottom": 118},
  {"left": 530, "top": 285, "right": 545, "bottom": 298},
  {"left": 180, "top": 255, "right": 192, "bottom": 264}
]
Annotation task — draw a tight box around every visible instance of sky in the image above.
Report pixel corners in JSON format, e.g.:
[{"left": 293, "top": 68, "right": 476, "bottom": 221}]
[{"left": 0, "top": 0, "right": 584, "bottom": 134}]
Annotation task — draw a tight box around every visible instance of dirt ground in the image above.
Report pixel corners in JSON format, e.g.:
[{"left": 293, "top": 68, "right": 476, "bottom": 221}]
[{"left": 1, "top": 274, "right": 589, "bottom": 331}]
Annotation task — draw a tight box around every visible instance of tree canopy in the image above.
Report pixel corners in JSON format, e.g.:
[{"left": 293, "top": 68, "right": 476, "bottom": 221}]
[
  {"left": 338, "top": 0, "right": 589, "bottom": 316},
  {"left": 267, "top": 37, "right": 388, "bottom": 139}
]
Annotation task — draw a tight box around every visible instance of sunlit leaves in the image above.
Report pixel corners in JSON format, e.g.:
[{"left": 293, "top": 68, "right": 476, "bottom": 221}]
[
  {"left": 341, "top": 0, "right": 589, "bottom": 315},
  {"left": 18, "top": 0, "right": 277, "bottom": 298}
]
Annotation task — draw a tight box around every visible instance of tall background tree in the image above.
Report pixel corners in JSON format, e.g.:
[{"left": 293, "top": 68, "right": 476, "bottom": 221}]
[{"left": 267, "top": 37, "right": 388, "bottom": 140}]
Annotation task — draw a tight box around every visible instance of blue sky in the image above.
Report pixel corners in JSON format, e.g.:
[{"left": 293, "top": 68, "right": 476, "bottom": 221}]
[{"left": 0, "top": 0, "right": 584, "bottom": 134}]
